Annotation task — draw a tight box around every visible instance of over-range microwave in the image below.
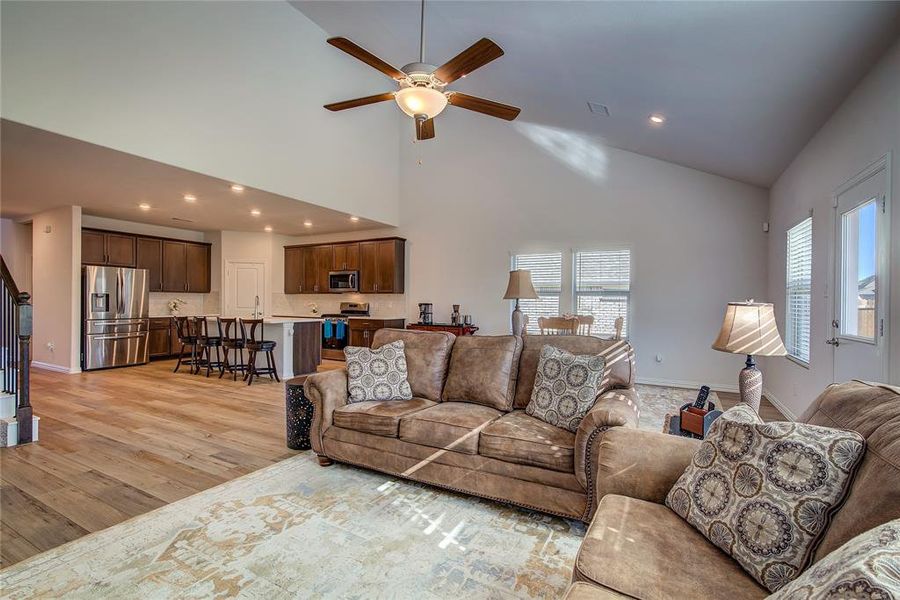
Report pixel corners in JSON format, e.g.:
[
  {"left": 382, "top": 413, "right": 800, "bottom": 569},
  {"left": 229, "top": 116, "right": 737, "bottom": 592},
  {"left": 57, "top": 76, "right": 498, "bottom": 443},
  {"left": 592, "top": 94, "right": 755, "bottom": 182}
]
[{"left": 328, "top": 270, "right": 359, "bottom": 293}]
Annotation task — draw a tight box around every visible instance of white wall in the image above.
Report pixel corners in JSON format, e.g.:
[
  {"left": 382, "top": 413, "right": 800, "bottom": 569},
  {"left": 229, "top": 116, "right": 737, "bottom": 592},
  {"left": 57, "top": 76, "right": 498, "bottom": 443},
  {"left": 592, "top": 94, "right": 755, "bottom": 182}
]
[
  {"left": 764, "top": 40, "right": 900, "bottom": 418},
  {"left": 31, "top": 206, "right": 81, "bottom": 372},
  {"left": 0, "top": 218, "right": 32, "bottom": 293},
  {"left": 1, "top": 1, "right": 400, "bottom": 225}
]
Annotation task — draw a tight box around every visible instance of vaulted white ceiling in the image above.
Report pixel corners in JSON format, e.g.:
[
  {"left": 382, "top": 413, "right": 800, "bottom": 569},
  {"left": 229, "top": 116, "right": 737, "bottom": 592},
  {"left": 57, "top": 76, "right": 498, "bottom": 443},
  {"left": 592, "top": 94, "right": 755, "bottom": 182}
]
[{"left": 293, "top": 1, "right": 900, "bottom": 186}]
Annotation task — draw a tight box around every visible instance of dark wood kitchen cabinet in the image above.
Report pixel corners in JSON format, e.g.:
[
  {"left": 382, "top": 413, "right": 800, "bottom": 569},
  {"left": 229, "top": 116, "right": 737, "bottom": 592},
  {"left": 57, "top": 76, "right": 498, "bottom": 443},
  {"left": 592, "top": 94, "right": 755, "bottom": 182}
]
[
  {"left": 148, "top": 317, "right": 173, "bottom": 358},
  {"left": 136, "top": 237, "right": 163, "bottom": 292},
  {"left": 83, "top": 228, "right": 211, "bottom": 294},
  {"left": 81, "top": 230, "right": 136, "bottom": 267},
  {"left": 359, "top": 239, "right": 404, "bottom": 294},
  {"left": 161, "top": 240, "right": 210, "bottom": 293},
  {"left": 283, "top": 237, "right": 404, "bottom": 294},
  {"left": 284, "top": 247, "right": 303, "bottom": 294},
  {"left": 332, "top": 243, "right": 359, "bottom": 271},
  {"left": 348, "top": 318, "right": 405, "bottom": 348}
]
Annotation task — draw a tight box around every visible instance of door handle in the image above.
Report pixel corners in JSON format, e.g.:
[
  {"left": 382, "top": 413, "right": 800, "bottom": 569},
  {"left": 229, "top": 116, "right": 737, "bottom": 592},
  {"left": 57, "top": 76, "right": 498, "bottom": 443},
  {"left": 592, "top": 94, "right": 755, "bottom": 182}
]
[{"left": 826, "top": 337, "right": 841, "bottom": 347}]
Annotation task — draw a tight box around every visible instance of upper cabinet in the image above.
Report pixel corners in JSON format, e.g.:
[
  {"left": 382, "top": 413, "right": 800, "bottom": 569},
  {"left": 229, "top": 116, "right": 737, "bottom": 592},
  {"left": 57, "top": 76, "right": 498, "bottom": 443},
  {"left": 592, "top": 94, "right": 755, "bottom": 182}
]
[
  {"left": 83, "top": 228, "right": 211, "bottom": 294},
  {"left": 284, "top": 237, "right": 405, "bottom": 294},
  {"left": 81, "top": 230, "right": 136, "bottom": 267}
]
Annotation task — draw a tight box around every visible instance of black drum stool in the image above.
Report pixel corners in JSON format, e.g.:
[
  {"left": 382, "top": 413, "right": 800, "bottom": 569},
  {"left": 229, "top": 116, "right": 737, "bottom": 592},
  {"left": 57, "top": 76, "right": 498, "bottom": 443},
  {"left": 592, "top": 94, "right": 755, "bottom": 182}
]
[{"left": 285, "top": 375, "right": 313, "bottom": 450}]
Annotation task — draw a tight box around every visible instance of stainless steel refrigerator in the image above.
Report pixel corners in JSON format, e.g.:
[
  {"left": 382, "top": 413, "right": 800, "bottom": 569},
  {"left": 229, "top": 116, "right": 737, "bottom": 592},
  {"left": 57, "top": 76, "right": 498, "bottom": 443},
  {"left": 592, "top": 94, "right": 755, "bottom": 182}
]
[{"left": 82, "top": 266, "right": 150, "bottom": 370}]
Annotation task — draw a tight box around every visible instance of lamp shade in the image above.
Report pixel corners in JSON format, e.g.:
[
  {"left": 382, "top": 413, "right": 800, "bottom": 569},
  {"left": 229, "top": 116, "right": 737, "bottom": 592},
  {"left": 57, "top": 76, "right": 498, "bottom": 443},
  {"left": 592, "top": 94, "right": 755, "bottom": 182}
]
[
  {"left": 712, "top": 301, "right": 787, "bottom": 356},
  {"left": 395, "top": 87, "right": 448, "bottom": 119},
  {"left": 503, "top": 270, "right": 539, "bottom": 300}
]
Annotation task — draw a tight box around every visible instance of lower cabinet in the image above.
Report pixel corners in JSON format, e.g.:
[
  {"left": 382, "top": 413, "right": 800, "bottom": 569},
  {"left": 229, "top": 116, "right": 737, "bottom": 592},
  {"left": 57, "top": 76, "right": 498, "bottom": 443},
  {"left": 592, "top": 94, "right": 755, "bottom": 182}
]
[
  {"left": 148, "top": 318, "right": 173, "bottom": 359},
  {"left": 347, "top": 319, "right": 405, "bottom": 348}
]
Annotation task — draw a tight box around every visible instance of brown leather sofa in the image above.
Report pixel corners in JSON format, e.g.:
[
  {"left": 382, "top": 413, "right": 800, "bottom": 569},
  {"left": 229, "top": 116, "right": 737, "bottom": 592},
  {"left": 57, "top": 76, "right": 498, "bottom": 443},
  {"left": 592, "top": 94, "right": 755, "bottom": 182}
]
[
  {"left": 304, "top": 328, "right": 640, "bottom": 521},
  {"left": 564, "top": 380, "right": 900, "bottom": 599}
]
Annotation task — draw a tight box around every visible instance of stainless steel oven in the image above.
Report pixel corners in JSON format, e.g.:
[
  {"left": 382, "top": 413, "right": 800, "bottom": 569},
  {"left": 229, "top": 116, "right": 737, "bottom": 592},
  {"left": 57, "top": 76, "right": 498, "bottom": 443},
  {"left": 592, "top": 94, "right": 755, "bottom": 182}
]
[{"left": 328, "top": 270, "right": 358, "bottom": 293}]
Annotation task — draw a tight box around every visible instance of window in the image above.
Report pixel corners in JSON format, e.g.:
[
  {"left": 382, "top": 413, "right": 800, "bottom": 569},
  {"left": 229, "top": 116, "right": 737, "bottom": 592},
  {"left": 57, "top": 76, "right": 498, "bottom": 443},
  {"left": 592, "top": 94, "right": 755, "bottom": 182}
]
[
  {"left": 574, "top": 250, "right": 631, "bottom": 337},
  {"left": 839, "top": 200, "right": 877, "bottom": 340},
  {"left": 785, "top": 217, "right": 812, "bottom": 363},
  {"left": 512, "top": 252, "right": 562, "bottom": 333}
]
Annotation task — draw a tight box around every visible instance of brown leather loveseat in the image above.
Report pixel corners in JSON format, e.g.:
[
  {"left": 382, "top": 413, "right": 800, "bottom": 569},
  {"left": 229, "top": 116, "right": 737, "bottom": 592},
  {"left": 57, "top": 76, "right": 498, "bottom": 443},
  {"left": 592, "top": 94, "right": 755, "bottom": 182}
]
[{"left": 304, "top": 328, "right": 640, "bottom": 521}]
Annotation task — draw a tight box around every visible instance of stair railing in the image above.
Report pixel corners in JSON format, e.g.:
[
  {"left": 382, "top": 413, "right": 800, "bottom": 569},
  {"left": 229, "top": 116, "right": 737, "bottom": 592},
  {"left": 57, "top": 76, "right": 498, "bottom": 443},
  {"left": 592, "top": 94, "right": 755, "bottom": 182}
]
[{"left": 1, "top": 255, "right": 33, "bottom": 444}]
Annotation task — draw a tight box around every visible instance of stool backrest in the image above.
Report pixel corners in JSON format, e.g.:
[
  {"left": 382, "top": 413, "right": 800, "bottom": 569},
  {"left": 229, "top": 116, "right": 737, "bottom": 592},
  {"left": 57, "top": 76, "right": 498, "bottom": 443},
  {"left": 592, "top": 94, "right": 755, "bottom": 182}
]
[
  {"left": 242, "top": 318, "right": 264, "bottom": 343},
  {"left": 174, "top": 316, "right": 193, "bottom": 340},
  {"left": 192, "top": 316, "right": 209, "bottom": 338},
  {"left": 219, "top": 317, "right": 241, "bottom": 341}
]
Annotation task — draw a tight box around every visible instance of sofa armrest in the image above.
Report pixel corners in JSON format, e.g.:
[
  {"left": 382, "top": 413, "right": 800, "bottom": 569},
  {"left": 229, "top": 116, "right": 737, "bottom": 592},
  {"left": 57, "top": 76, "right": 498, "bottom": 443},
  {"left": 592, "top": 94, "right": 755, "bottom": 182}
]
[
  {"left": 594, "top": 428, "right": 699, "bottom": 506},
  {"left": 575, "top": 387, "right": 641, "bottom": 492},
  {"left": 304, "top": 369, "right": 349, "bottom": 455}
]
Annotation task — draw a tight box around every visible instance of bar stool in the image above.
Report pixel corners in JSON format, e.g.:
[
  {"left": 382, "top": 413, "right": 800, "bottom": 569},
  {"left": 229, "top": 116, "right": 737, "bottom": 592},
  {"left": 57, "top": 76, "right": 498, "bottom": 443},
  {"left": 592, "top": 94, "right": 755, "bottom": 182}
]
[
  {"left": 173, "top": 316, "right": 202, "bottom": 374},
  {"left": 195, "top": 316, "right": 225, "bottom": 377},
  {"left": 241, "top": 318, "right": 279, "bottom": 386},
  {"left": 219, "top": 317, "right": 248, "bottom": 381}
]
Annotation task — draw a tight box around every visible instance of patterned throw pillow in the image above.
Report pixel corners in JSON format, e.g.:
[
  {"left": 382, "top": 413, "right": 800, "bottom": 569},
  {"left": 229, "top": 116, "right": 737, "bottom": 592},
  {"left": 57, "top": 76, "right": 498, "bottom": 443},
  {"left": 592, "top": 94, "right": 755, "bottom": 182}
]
[
  {"left": 665, "top": 404, "right": 866, "bottom": 592},
  {"left": 769, "top": 519, "right": 900, "bottom": 600},
  {"left": 344, "top": 340, "right": 412, "bottom": 403},
  {"left": 525, "top": 345, "right": 606, "bottom": 432}
]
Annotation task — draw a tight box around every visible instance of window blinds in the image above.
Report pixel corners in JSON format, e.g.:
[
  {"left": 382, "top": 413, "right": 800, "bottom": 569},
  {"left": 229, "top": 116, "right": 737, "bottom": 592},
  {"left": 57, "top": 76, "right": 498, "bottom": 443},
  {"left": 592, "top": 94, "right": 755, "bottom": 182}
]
[
  {"left": 512, "top": 252, "right": 562, "bottom": 333},
  {"left": 575, "top": 250, "right": 631, "bottom": 337},
  {"left": 786, "top": 218, "right": 812, "bottom": 363}
]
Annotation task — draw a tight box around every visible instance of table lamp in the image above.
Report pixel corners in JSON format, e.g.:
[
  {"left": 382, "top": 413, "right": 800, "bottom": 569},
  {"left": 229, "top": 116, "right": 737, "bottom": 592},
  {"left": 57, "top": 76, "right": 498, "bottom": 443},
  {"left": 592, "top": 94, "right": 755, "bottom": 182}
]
[
  {"left": 712, "top": 301, "right": 786, "bottom": 413},
  {"left": 503, "top": 270, "right": 538, "bottom": 335}
]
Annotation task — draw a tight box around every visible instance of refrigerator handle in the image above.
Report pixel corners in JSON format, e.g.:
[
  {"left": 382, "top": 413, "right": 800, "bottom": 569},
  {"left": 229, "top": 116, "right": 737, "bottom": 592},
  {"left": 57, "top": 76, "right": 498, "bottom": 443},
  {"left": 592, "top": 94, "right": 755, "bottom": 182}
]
[{"left": 117, "top": 270, "right": 123, "bottom": 316}]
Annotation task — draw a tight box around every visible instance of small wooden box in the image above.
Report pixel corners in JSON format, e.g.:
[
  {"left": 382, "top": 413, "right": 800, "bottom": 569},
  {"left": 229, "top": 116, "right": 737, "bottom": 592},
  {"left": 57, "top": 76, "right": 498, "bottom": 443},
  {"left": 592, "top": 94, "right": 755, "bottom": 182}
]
[{"left": 678, "top": 402, "right": 722, "bottom": 438}]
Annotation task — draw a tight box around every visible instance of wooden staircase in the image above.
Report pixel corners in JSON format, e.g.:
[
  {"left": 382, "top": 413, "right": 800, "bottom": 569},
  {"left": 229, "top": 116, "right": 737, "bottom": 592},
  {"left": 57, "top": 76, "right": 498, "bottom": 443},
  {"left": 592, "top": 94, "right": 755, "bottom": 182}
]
[{"left": 1, "top": 255, "right": 36, "bottom": 447}]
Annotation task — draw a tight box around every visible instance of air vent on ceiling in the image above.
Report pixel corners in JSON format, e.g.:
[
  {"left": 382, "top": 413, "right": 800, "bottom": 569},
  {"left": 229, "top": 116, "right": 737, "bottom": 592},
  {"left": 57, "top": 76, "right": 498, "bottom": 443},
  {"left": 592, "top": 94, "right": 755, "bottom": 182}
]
[
  {"left": 171, "top": 217, "right": 195, "bottom": 223},
  {"left": 587, "top": 101, "right": 610, "bottom": 116}
]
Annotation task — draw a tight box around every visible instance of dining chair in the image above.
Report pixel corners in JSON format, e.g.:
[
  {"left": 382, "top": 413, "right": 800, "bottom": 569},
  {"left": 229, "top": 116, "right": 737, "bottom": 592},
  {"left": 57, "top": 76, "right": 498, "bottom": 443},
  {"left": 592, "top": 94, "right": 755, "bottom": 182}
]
[
  {"left": 537, "top": 316, "right": 578, "bottom": 335},
  {"left": 574, "top": 315, "right": 594, "bottom": 335},
  {"left": 613, "top": 316, "right": 624, "bottom": 340}
]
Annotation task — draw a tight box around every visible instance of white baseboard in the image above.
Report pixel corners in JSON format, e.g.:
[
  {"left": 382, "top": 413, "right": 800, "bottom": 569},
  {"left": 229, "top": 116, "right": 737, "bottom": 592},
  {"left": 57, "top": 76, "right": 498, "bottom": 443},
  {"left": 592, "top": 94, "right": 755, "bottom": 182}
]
[
  {"left": 762, "top": 387, "right": 798, "bottom": 421},
  {"left": 31, "top": 361, "right": 81, "bottom": 374},
  {"left": 636, "top": 376, "right": 738, "bottom": 394}
]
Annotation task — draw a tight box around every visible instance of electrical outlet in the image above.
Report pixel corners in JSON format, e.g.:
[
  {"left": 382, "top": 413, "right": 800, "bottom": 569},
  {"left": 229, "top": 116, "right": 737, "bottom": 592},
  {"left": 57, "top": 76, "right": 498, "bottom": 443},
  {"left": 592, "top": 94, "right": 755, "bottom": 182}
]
[
  {"left": 655, "top": 354, "right": 663, "bottom": 363},
  {"left": 46, "top": 341, "right": 55, "bottom": 351}
]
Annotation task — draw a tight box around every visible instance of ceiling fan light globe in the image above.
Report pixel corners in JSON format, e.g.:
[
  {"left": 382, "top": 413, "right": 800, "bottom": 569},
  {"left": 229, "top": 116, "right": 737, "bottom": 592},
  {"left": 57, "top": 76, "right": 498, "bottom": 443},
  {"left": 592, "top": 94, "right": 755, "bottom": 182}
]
[{"left": 395, "top": 87, "right": 447, "bottom": 119}]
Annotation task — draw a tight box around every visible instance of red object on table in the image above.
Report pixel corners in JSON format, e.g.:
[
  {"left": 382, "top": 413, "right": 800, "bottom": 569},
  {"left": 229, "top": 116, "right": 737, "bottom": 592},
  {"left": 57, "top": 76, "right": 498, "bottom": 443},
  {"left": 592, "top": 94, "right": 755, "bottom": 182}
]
[{"left": 407, "top": 323, "right": 479, "bottom": 336}]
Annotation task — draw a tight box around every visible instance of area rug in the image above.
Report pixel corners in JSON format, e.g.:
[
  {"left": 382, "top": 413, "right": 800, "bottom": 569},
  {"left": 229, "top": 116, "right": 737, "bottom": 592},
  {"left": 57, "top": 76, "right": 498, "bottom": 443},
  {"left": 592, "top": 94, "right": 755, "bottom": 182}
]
[{"left": 1, "top": 452, "right": 585, "bottom": 599}]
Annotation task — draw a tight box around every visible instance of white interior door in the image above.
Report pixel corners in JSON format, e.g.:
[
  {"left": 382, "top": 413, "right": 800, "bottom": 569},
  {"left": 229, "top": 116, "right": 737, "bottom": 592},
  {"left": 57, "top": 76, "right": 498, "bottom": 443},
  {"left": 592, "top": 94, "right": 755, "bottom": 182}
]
[
  {"left": 831, "top": 161, "right": 890, "bottom": 383},
  {"left": 225, "top": 261, "right": 265, "bottom": 318}
]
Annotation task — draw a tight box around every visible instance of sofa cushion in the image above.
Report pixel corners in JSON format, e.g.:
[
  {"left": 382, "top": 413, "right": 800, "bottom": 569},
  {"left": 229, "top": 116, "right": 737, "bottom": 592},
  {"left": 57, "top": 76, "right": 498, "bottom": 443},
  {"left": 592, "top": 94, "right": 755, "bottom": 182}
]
[
  {"left": 575, "top": 494, "right": 767, "bottom": 600},
  {"left": 665, "top": 404, "right": 866, "bottom": 592},
  {"left": 515, "top": 336, "right": 634, "bottom": 409},
  {"left": 525, "top": 344, "right": 607, "bottom": 432},
  {"left": 344, "top": 341, "right": 412, "bottom": 402},
  {"left": 479, "top": 410, "right": 576, "bottom": 473},
  {"left": 769, "top": 518, "right": 900, "bottom": 600},
  {"left": 399, "top": 402, "right": 502, "bottom": 455},
  {"left": 333, "top": 398, "right": 435, "bottom": 437},
  {"left": 372, "top": 329, "right": 456, "bottom": 402},
  {"left": 442, "top": 335, "right": 523, "bottom": 411},
  {"left": 799, "top": 381, "right": 900, "bottom": 562}
]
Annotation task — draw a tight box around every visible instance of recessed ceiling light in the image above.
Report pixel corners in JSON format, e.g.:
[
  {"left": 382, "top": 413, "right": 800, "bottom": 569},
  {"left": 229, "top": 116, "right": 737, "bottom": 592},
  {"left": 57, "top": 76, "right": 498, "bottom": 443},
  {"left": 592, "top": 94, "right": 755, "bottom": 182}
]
[
  {"left": 230, "top": 184, "right": 244, "bottom": 192},
  {"left": 183, "top": 194, "right": 197, "bottom": 202},
  {"left": 349, "top": 216, "right": 360, "bottom": 222},
  {"left": 303, "top": 220, "right": 313, "bottom": 227},
  {"left": 139, "top": 203, "right": 151, "bottom": 211},
  {"left": 264, "top": 226, "right": 273, "bottom": 232},
  {"left": 649, "top": 114, "right": 666, "bottom": 125},
  {"left": 250, "top": 209, "right": 261, "bottom": 216}
]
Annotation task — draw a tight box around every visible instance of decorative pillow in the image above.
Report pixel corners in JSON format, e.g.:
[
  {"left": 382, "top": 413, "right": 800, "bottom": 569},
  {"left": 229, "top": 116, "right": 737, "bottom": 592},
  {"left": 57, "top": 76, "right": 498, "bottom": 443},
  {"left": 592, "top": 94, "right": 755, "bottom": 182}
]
[
  {"left": 442, "top": 336, "right": 523, "bottom": 411},
  {"left": 524, "top": 345, "right": 607, "bottom": 432},
  {"left": 768, "top": 519, "right": 900, "bottom": 599},
  {"left": 344, "top": 340, "right": 412, "bottom": 403},
  {"left": 665, "top": 404, "right": 866, "bottom": 592}
]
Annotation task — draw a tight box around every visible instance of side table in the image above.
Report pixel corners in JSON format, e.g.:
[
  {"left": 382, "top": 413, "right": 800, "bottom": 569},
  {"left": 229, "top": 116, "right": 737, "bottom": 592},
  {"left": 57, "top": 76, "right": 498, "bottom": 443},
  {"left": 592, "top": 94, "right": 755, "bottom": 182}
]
[{"left": 285, "top": 375, "right": 314, "bottom": 450}]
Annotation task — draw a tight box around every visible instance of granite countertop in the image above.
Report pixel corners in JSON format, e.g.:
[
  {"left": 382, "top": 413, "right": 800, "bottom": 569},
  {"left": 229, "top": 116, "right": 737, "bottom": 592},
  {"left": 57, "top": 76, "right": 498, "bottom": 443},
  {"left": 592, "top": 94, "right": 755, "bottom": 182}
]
[
  {"left": 281, "top": 314, "right": 406, "bottom": 321},
  {"left": 152, "top": 314, "right": 323, "bottom": 324}
]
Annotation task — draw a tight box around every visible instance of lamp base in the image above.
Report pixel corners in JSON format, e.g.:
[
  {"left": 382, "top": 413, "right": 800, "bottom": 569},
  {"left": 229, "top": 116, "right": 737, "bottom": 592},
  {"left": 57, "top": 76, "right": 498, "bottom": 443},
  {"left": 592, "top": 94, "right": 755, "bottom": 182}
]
[
  {"left": 739, "top": 354, "right": 763, "bottom": 414},
  {"left": 511, "top": 306, "right": 526, "bottom": 336}
]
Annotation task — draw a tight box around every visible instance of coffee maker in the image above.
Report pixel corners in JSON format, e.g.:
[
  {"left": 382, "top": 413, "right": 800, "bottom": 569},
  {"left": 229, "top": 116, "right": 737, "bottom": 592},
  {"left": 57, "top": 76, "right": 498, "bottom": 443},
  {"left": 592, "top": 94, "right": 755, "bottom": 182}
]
[
  {"left": 418, "top": 303, "right": 433, "bottom": 325},
  {"left": 450, "top": 304, "right": 461, "bottom": 325}
]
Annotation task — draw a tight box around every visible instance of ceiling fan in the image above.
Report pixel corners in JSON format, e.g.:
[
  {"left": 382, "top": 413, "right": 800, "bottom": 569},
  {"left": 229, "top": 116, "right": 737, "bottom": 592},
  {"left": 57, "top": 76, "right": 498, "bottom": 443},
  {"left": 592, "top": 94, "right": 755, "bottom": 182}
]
[{"left": 323, "top": 0, "right": 521, "bottom": 141}]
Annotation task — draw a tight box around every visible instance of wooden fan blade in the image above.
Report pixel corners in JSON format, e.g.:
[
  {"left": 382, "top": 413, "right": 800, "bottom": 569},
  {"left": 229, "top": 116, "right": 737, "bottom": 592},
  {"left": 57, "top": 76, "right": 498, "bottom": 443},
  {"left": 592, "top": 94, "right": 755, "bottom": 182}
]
[
  {"left": 416, "top": 118, "right": 435, "bottom": 141},
  {"left": 433, "top": 38, "right": 504, "bottom": 84},
  {"left": 447, "top": 93, "right": 521, "bottom": 121},
  {"left": 324, "top": 92, "right": 396, "bottom": 112},
  {"left": 327, "top": 37, "right": 406, "bottom": 80}
]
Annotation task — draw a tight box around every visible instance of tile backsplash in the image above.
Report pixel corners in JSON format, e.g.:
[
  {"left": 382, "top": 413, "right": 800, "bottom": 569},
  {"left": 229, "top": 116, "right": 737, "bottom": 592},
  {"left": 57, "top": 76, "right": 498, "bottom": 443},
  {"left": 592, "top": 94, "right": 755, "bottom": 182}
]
[
  {"left": 271, "top": 292, "right": 407, "bottom": 319},
  {"left": 149, "top": 292, "right": 219, "bottom": 317}
]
